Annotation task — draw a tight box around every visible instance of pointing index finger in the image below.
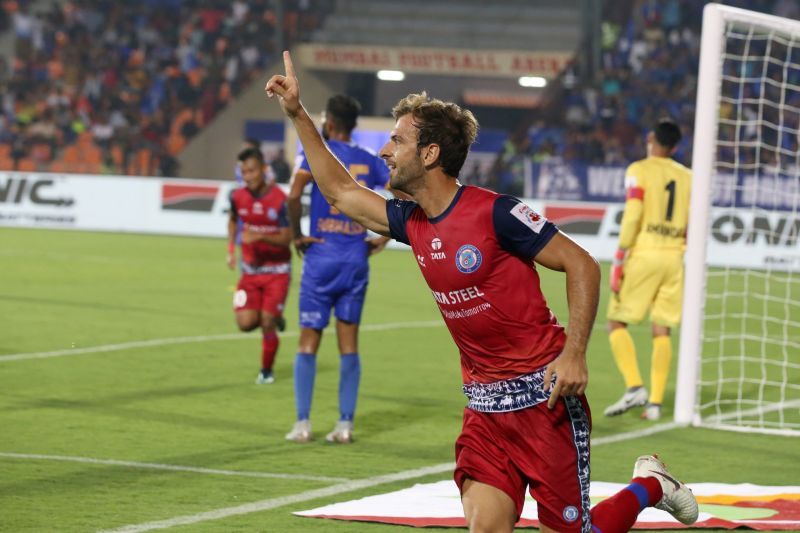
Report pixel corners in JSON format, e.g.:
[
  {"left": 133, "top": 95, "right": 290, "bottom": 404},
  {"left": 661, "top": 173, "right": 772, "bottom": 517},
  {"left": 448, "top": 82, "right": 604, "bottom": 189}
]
[{"left": 283, "top": 51, "right": 295, "bottom": 78}]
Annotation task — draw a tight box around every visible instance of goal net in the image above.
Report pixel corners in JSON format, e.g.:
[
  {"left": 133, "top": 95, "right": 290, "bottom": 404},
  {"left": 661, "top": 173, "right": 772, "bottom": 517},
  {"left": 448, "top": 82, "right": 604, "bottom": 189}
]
[{"left": 675, "top": 3, "right": 800, "bottom": 436}]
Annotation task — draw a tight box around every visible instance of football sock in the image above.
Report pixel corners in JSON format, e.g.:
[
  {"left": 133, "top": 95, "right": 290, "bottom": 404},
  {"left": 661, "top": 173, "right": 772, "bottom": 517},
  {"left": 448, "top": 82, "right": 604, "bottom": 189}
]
[
  {"left": 649, "top": 335, "right": 672, "bottom": 404},
  {"left": 609, "top": 328, "right": 643, "bottom": 389},
  {"left": 294, "top": 352, "right": 316, "bottom": 420},
  {"left": 590, "top": 477, "right": 662, "bottom": 533},
  {"left": 261, "top": 331, "right": 279, "bottom": 372},
  {"left": 338, "top": 353, "right": 361, "bottom": 422}
]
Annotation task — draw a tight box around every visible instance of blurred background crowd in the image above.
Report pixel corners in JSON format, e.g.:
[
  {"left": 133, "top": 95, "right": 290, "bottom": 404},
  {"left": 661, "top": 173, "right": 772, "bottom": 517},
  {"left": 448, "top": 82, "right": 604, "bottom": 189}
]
[{"left": 0, "top": 0, "right": 795, "bottom": 188}]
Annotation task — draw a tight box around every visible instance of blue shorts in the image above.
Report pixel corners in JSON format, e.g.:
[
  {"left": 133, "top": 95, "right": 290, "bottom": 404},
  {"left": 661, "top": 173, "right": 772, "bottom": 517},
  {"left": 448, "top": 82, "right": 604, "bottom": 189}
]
[{"left": 299, "top": 260, "right": 369, "bottom": 329}]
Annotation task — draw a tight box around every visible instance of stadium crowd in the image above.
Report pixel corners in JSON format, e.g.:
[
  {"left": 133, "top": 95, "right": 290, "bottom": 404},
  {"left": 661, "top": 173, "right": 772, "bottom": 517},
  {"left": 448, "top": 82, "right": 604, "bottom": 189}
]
[
  {"left": 2, "top": 0, "right": 797, "bottom": 186},
  {"left": 484, "top": 0, "right": 800, "bottom": 194},
  {"left": 0, "top": 0, "right": 331, "bottom": 176}
]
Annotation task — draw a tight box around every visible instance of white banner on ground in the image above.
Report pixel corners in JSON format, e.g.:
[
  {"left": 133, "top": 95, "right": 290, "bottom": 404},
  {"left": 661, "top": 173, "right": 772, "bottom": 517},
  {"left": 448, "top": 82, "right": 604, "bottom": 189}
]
[
  {"left": 296, "top": 479, "right": 800, "bottom": 530},
  {"left": 1, "top": 172, "right": 795, "bottom": 270}
]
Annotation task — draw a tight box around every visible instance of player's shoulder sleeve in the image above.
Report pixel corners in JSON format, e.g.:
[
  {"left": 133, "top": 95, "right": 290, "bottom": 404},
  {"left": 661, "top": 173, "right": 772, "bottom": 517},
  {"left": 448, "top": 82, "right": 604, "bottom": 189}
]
[
  {"left": 492, "top": 195, "right": 558, "bottom": 259},
  {"left": 385, "top": 198, "right": 418, "bottom": 245},
  {"left": 277, "top": 202, "right": 289, "bottom": 227},
  {"left": 624, "top": 161, "right": 645, "bottom": 201}
]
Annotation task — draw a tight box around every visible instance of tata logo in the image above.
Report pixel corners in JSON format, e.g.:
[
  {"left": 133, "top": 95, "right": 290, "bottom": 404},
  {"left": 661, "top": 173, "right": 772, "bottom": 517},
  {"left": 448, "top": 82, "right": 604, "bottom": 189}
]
[
  {"left": 430, "top": 238, "right": 446, "bottom": 260},
  {"left": 253, "top": 202, "right": 264, "bottom": 214},
  {"left": 455, "top": 244, "right": 482, "bottom": 274}
]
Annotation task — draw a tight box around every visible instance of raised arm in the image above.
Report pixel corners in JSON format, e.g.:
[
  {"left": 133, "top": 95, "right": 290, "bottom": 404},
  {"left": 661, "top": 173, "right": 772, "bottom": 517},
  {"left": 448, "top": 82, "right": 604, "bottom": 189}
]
[{"left": 266, "top": 52, "right": 390, "bottom": 236}]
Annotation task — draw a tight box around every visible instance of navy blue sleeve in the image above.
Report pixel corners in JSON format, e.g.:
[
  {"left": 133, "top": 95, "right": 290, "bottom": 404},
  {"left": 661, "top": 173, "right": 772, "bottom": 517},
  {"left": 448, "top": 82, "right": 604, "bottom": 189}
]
[
  {"left": 386, "top": 198, "right": 418, "bottom": 245},
  {"left": 277, "top": 202, "right": 289, "bottom": 228},
  {"left": 229, "top": 189, "right": 237, "bottom": 220},
  {"left": 492, "top": 195, "right": 558, "bottom": 259}
]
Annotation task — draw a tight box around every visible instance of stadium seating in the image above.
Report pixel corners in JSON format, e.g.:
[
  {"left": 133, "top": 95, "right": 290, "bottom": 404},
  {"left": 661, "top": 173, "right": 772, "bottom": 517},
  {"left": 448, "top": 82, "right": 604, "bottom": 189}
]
[{"left": 0, "top": 0, "right": 332, "bottom": 177}]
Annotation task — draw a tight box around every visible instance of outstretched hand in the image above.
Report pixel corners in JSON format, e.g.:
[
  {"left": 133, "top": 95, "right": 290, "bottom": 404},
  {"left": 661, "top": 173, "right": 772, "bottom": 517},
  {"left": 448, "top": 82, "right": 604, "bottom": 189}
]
[{"left": 265, "top": 51, "right": 301, "bottom": 118}]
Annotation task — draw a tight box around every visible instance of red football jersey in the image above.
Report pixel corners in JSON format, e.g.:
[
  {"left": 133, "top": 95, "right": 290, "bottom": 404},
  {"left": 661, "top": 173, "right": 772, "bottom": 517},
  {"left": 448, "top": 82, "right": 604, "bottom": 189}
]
[
  {"left": 387, "top": 186, "right": 566, "bottom": 383},
  {"left": 230, "top": 185, "right": 291, "bottom": 270}
]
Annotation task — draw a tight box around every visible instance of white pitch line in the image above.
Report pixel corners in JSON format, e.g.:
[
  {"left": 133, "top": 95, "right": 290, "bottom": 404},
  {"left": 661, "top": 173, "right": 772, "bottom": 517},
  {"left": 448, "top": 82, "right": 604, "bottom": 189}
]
[
  {"left": 0, "top": 453, "right": 350, "bottom": 483},
  {"left": 97, "top": 422, "right": 681, "bottom": 532},
  {"left": 97, "top": 462, "right": 456, "bottom": 533},
  {"left": 591, "top": 421, "right": 681, "bottom": 445},
  {"left": 0, "top": 320, "right": 444, "bottom": 363}
]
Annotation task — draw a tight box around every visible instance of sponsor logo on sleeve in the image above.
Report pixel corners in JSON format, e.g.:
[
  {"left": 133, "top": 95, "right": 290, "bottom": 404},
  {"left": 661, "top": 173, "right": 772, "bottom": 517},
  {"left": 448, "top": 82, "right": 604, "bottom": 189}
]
[{"left": 510, "top": 203, "right": 546, "bottom": 233}]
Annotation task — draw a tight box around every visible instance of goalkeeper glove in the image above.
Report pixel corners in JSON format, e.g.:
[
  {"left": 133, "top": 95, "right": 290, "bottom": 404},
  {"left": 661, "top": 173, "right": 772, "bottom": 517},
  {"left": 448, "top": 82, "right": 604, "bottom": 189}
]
[{"left": 610, "top": 248, "right": 625, "bottom": 293}]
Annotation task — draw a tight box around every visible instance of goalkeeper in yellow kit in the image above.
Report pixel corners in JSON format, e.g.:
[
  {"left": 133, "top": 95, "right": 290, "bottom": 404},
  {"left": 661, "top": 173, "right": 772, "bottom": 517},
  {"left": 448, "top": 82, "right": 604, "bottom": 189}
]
[{"left": 605, "top": 119, "right": 691, "bottom": 421}]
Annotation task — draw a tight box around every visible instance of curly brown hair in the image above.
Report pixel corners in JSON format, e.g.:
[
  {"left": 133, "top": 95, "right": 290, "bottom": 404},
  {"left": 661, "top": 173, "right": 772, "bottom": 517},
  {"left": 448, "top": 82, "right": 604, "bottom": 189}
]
[{"left": 392, "top": 92, "right": 478, "bottom": 178}]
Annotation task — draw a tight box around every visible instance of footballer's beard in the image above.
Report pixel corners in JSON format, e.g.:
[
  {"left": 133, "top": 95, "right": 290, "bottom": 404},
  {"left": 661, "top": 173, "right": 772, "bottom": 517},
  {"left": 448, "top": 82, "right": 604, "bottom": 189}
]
[{"left": 390, "top": 158, "right": 425, "bottom": 196}]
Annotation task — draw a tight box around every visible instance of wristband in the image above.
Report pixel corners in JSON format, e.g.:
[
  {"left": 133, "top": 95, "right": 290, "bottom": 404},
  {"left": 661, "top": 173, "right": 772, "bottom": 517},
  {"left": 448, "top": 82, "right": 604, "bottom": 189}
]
[{"left": 613, "top": 248, "right": 625, "bottom": 265}]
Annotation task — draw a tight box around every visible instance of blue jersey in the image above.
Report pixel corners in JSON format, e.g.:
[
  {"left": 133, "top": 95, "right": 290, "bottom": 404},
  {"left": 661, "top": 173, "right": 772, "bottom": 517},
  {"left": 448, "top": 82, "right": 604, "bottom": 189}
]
[{"left": 299, "top": 139, "right": 390, "bottom": 264}]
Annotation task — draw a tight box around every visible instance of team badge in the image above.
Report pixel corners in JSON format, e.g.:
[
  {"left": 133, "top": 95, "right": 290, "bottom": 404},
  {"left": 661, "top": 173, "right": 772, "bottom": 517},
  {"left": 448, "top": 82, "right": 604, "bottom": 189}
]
[
  {"left": 455, "top": 244, "right": 482, "bottom": 273},
  {"left": 267, "top": 207, "right": 278, "bottom": 220},
  {"left": 563, "top": 506, "right": 579, "bottom": 523}
]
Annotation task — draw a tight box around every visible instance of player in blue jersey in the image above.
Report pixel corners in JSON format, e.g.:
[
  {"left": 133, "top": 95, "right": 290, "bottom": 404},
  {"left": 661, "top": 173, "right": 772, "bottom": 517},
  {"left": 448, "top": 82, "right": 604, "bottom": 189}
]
[{"left": 285, "top": 94, "right": 390, "bottom": 443}]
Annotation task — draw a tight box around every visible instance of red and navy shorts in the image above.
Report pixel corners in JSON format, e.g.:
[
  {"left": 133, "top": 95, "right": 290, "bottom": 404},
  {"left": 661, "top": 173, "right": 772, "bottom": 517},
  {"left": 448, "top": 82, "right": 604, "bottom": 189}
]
[
  {"left": 454, "top": 396, "right": 592, "bottom": 532},
  {"left": 233, "top": 273, "right": 290, "bottom": 316}
]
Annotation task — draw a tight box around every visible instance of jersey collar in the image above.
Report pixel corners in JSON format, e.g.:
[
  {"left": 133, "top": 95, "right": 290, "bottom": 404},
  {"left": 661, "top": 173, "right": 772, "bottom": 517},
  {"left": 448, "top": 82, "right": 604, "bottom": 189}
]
[{"left": 428, "top": 185, "right": 465, "bottom": 224}]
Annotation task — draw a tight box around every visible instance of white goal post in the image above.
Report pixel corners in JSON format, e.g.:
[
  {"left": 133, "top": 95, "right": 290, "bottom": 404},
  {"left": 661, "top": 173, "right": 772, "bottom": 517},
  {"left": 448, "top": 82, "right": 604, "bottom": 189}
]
[{"left": 675, "top": 3, "right": 800, "bottom": 436}]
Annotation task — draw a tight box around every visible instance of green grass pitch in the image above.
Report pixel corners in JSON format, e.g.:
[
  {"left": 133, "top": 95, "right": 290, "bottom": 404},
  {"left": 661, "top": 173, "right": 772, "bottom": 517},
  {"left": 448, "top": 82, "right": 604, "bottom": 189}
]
[{"left": 1, "top": 227, "right": 798, "bottom": 532}]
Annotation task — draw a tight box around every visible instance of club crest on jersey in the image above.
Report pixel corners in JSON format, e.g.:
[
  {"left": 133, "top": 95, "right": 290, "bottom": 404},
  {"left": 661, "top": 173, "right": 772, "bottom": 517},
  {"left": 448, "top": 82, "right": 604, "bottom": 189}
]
[
  {"left": 267, "top": 207, "right": 278, "bottom": 220},
  {"left": 510, "top": 203, "right": 546, "bottom": 233},
  {"left": 563, "top": 506, "right": 579, "bottom": 523},
  {"left": 455, "top": 244, "right": 482, "bottom": 273}
]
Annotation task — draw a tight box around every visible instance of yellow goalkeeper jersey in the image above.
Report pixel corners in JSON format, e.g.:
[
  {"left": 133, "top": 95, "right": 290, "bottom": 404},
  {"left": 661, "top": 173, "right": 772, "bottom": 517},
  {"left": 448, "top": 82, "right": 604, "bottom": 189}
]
[{"left": 618, "top": 156, "right": 691, "bottom": 253}]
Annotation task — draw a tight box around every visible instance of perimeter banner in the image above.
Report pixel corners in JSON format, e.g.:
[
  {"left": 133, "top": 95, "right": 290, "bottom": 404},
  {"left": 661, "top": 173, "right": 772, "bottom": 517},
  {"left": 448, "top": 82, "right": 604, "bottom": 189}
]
[{"left": 1, "top": 172, "right": 797, "bottom": 270}]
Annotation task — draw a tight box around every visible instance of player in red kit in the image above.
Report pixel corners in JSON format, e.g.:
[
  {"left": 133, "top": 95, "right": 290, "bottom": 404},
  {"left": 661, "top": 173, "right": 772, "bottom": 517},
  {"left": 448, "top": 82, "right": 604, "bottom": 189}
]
[
  {"left": 228, "top": 147, "right": 292, "bottom": 384},
  {"left": 266, "top": 52, "right": 698, "bottom": 533}
]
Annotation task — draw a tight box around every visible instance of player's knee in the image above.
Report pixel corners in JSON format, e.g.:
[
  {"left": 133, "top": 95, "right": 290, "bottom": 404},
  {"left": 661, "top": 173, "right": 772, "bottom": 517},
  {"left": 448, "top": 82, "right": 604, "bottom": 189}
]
[
  {"left": 652, "top": 325, "right": 670, "bottom": 337},
  {"left": 607, "top": 320, "right": 627, "bottom": 333},
  {"left": 236, "top": 318, "right": 260, "bottom": 332},
  {"left": 260, "top": 315, "right": 277, "bottom": 331}
]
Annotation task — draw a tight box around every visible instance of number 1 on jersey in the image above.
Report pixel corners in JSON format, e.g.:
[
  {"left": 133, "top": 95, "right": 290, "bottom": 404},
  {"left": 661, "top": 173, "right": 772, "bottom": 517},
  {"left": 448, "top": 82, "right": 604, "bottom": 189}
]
[{"left": 665, "top": 180, "right": 676, "bottom": 221}]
